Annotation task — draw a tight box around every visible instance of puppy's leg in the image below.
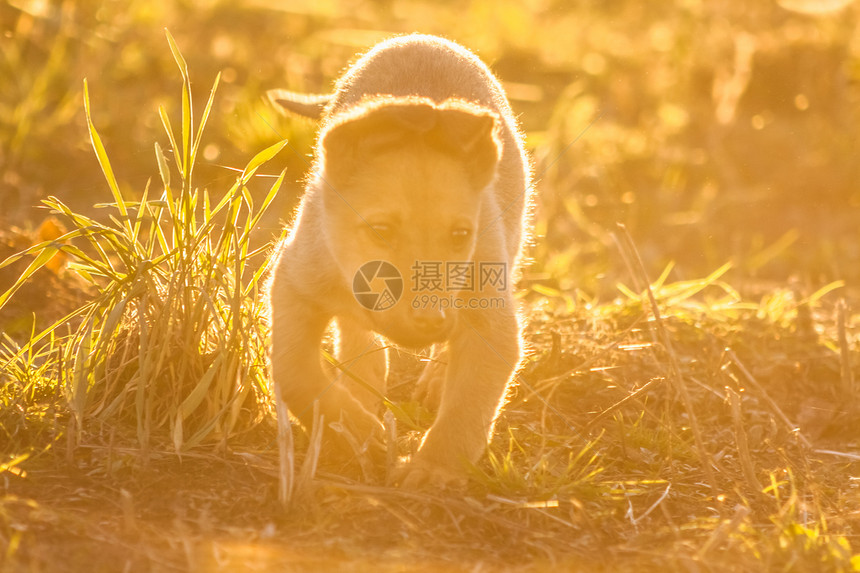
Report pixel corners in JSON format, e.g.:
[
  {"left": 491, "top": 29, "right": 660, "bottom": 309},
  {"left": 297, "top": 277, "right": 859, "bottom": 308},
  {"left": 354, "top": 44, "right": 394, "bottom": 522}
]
[
  {"left": 403, "top": 305, "right": 520, "bottom": 486},
  {"left": 270, "top": 286, "right": 384, "bottom": 446},
  {"left": 413, "top": 345, "right": 447, "bottom": 411},
  {"left": 333, "top": 317, "right": 388, "bottom": 413}
]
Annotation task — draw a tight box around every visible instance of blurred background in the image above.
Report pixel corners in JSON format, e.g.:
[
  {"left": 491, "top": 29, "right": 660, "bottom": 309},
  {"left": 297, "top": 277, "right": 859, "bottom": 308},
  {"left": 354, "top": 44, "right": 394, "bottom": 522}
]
[{"left": 2, "top": 0, "right": 859, "bottom": 297}]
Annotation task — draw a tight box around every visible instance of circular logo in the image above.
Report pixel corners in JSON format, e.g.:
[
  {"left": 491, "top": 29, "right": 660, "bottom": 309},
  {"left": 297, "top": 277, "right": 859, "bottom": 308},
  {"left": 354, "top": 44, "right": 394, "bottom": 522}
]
[{"left": 352, "top": 261, "right": 403, "bottom": 311}]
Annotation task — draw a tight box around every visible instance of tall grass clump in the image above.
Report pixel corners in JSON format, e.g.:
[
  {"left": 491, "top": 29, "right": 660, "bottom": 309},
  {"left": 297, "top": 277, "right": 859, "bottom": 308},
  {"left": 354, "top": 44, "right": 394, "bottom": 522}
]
[{"left": 0, "top": 31, "right": 285, "bottom": 453}]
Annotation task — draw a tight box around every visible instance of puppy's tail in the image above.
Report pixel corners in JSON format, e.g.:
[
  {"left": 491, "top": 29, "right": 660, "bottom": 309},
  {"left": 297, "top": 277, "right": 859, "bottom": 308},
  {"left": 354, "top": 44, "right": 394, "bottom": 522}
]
[{"left": 267, "top": 89, "right": 330, "bottom": 120}]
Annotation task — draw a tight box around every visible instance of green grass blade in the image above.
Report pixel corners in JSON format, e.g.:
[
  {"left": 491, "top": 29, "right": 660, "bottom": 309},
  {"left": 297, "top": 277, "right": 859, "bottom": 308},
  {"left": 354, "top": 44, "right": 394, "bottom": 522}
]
[
  {"left": 240, "top": 168, "right": 286, "bottom": 247},
  {"left": 178, "top": 353, "right": 224, "bottom": 421},
  {"left": 240, "top": 140, "right": 288, "bottom": 185},
  {"left": 243, "top": 231, "right": 285, "bottom": 298},
  {"left": 0, "top": 228, "right": 82, "bottom": 269},
  {"left": 208, "top": 180, "right": 242, "bottom": 219},
  {"left": 203, "top": 187, "right": 211, "bottom": 222},
  {"left": 69, "top": 319, "right": 95, "bottom": 424},
  {"left": 807, "top": 280, "right": 845, "bottom": 304},
  {"left": 83, "top": 79, "right": 129, "bottom": 231},
  {"left": 665, "top": 261, "right": 733, "bottom": 305},
  {"left": 165, "top": 29, "right": 192, "bottom": 180},
  {"left": 132, "top": 179, "right": 152, "bottom": 244},
  {"left": 164, "top": 28, "right": 189, "bottom": 82},
  {"left": 652, "top": 261, "right": 675, "bottom": 291},
  {"left": 58, "top": 243, "right": 121, "bottom": 281},
  {"left": 192, "top": 72, "right": 221, "bottom": 162},
  {"left": 155, "top": 142, "right": 171, "bottom": 188},
  {"left": 0, "top": 246, "right": 60, "bottom": 311},
  {"left": 616, "top": 281, "right": 639, "bottom": 301},
  {"left": 180, "top": 80, "right": 192, "bottom": 179},
  {"left": 0, "top": 304, "right": 94, "bottom": 369},
  {"left": 158, "top": 105, "right": 182, "bottom": 174},
  {"left": 135, "top": 290, "right": 151, "bottom": 448}
]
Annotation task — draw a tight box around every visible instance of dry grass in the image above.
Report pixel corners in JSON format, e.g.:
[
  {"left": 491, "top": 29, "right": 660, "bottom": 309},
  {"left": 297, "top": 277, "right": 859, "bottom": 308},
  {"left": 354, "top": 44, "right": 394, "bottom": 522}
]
[{"left": 3, "top": 267, "right": 859, "bottom": 570}]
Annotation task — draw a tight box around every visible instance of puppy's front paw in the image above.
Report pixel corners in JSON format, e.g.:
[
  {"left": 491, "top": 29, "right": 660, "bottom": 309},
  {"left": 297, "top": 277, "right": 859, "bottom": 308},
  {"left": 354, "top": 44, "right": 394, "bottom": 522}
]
[
  {"left": 319, "top": 394, "right": 385, "bottom": 455},
  {"left": 320, "top": 389, "right": 384, "bottom": 438},
  {"left": 393, "top": 457, "right": 467, "bottom": 490},
  {"left": 413, "top": 355, "right": 447, "bottom": 411},
  {"left": 345, "top": 402, "right": 385, "bottom": 439}
]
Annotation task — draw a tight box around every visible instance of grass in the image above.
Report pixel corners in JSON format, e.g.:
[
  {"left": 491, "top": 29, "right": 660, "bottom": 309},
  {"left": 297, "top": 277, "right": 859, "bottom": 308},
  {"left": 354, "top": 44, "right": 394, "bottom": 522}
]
[
  {"left": 2, "top": 2, "right": 860, "bottom": 571},
  {"left": 1, "top": 31, "right": 286, "bottom": 459},
  {"left": 9, "top": 248, "right": 859, "bottom": 569}
]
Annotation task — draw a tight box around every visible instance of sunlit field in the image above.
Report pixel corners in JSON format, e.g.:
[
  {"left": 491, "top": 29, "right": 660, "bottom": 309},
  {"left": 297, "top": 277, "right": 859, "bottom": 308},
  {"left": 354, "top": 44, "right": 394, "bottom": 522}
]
[{"left": 2, "top": 0, "right": 860, "bottom": 571}]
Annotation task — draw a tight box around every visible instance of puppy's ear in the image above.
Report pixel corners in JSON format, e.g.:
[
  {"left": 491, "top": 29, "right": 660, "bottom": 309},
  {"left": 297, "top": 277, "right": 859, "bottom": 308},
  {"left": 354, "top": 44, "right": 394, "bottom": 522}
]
[
  {"left": 434, "top": 109, "right": 500, "bottom": 190},
  {"left": 267, "top": 89, "right": 329, "bottom": 120}
]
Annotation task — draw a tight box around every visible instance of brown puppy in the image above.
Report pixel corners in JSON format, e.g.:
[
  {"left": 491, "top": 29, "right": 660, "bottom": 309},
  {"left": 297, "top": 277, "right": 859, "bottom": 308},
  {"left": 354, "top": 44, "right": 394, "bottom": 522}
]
[{"left": 267, "top": 34, "right": 531, "bottom": 486}]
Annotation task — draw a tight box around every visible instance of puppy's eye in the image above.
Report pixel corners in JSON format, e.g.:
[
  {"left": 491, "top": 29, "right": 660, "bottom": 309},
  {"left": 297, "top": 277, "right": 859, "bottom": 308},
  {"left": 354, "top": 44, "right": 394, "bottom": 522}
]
[
  {"left": 368, "top": 224, "right": 395, "bottom": 245},
  {"left": 451, "top": 227, "right": 472, "bottom": 247}
]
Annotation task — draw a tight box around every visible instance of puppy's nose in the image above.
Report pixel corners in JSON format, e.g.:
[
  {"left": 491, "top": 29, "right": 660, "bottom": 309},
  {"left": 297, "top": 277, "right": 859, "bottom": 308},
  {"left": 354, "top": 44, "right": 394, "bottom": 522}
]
[{"left": 411, "top": 307, "right": 446, "bottom": 332}]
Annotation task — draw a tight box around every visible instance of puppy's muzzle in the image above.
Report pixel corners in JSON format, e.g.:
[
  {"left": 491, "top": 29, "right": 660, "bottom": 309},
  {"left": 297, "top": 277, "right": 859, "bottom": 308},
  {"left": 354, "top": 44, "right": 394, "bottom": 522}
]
[{"left": 411, "top": 307, "right": 447, "bottom": 335}]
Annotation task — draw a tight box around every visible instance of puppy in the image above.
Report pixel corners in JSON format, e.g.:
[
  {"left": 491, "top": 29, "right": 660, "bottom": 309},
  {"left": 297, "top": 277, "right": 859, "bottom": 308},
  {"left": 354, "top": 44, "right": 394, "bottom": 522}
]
[{"left": 267, "top": 34, "right": 531, "bottom": 486}]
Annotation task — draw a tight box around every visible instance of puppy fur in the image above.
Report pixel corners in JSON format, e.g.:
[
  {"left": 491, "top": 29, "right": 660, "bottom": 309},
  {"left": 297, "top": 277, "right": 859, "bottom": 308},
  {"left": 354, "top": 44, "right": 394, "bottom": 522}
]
[{"left": 267, "top": 34, "right": 532, "bottom": 486}]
